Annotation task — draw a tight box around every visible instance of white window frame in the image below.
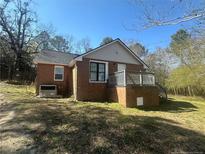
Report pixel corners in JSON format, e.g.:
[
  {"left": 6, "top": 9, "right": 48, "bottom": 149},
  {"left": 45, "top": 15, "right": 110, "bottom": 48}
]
[
  {"left": 89, "top": 60, "right": 108, "bottom": 83},
  {"left": 54, "top": 66, "right": 64, "bottom": 81}
]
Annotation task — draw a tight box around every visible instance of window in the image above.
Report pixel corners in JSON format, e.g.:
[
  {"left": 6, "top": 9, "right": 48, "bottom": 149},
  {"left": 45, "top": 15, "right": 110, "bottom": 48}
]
[
  {"left": 90, "top": 62, "right": 106, "bottom": 82},
  {"left": 54, "top": 66, "right": 64, "bottom": 81}
]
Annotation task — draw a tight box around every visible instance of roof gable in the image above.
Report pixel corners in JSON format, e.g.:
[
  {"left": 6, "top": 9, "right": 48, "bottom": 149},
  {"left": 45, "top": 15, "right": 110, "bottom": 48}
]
[
  {"left": 73, "top": 39, "right": 148, "bottom": 68},
  {"left": 85, "top": 41, "right": 140, "bottom": 64}
]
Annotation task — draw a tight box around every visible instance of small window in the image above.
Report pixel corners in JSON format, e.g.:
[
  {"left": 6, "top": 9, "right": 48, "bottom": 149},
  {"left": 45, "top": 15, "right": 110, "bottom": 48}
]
[
  {"left": 54, "top": 66, "right": 64, "bottom": 81},
  {"left": 90, "top": 62, "right": 106, "bottom": 82}
]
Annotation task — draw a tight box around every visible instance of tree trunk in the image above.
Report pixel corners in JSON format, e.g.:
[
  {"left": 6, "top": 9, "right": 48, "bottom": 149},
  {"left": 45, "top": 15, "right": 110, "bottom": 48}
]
[
  {"left": 8, "top": 65, "right": 12, "bottom": 81},
  {"left": 174, "top": 88, "right": 176, "bottom": 95},
  {"left": 191, "top": 87, "right": 195, "bottom": 96},
  {"left": 188, "top": 86, "right": 192, "bottom": 96},
  {"left": 14, "top": 52, "right": 22, "bottom": 81}
]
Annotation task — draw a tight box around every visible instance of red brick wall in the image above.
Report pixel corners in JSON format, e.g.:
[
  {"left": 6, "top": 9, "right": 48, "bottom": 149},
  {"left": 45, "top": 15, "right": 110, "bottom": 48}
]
[
  {"left": 108, "top": 87, "right": 127, "bottom": 107},
  {"left": 126, "top": 86, "right": 159, "bottom": 107},
  {"left": 36, "top": 63, "right": 72, "bottom": 97},
  {"left": 75, "top": 59, "right": 108, "bottom": 101},
  {"left": 108, "top": 86, "right": 159, "bottom": 107},
  {"left": 75, "top": 58, "right": 144, "bottom": 101}
]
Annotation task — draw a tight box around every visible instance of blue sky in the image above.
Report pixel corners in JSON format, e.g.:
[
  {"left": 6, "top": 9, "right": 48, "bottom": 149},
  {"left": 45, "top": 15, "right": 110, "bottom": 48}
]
[{"left": 33, "top": 0, "right": 198, "bottom": 52}]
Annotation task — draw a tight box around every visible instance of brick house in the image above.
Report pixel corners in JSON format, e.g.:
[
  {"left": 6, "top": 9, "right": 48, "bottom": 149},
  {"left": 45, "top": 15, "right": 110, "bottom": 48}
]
[{"left": 34, "top": 39, "right": 159, "bottom": 107}]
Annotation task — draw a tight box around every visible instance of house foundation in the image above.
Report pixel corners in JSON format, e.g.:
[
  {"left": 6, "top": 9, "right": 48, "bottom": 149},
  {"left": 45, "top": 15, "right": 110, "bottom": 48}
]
[{"left": 108, "top": 86, "right": 159, "bottom": 107}]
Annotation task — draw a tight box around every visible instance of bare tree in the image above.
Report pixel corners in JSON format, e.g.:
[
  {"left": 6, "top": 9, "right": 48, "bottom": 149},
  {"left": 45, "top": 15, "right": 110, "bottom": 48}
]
[
  {"left": 126, "top": 40, "right": 148, "bottom": 58},
  {"left": 144, "top": 47, "right": 177, "bottom": 86},
  {"left": 76, "top": 37, "right": 91, "bottom": 53},
  {"left": 34, "top": 31, "right": 51, "bottom": 51},
  {"left": 65, "top": 35, "right": 75, "bottom": 52},
  {"left": 129, "top": 0, "right": 205, "bottom": 30},
  {"left": 0, "top": 0, "right": 37, "bottom": 79}
]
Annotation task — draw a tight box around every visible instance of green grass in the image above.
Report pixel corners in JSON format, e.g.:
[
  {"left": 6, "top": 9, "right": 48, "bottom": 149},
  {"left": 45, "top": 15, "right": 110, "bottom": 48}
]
[{"left": 0, "top": 82, "right": 205, "bottom": 153}]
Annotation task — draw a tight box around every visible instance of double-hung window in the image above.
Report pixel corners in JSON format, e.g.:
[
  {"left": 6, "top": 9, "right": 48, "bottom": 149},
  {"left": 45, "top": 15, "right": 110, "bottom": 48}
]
[
  {"left": 54, "top": 66, "right": 64, "bottom": 81},
  {"left": 90, "top": 62, "right": 106, "bottom": 82}
]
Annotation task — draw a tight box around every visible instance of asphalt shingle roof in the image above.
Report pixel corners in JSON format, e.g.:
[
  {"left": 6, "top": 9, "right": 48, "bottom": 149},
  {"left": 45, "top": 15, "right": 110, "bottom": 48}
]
[{"left": 34, "top": 50, "right": 78, "bottom": 65}]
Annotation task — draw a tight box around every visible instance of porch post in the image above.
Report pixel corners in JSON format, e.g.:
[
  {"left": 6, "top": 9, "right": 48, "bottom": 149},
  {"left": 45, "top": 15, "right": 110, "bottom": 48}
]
[
  {"left": 140, "top": 71, "right": 142, "bottom": 86},
  {"left": 153, "top": 75, "right": 155, "bottom": 85},
  {"left": 124, "top": 69, "right": 127, "bottom": 86}
]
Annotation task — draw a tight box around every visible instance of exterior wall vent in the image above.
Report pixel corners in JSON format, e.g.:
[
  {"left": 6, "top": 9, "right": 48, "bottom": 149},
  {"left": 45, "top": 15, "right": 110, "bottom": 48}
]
[
  {"left": 39, "top": 85, "right": 57, "bottom": 98},
  {"left": 137, "top": 97, "right": 143, "bottom": 106}
]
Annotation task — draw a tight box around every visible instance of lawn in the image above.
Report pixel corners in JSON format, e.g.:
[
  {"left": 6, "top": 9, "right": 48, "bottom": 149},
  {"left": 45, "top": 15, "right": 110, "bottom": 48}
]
[{"left": 0, "top": 82, "right": 205, "bottom": 154}]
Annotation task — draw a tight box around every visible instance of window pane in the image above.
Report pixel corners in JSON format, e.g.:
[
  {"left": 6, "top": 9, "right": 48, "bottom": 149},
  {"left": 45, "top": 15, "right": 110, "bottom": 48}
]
[
  {"left": 55, "top": 67, "right": 64, "bottom": 74},
  {"left": 99, "top": 63, "right": 105, "bottom": 73},
  {"left": 90, "top": 72, "right": 97, "bottom": 81},
  {"left": 55, "top": 74, "right": 63, "bottom": 80},
  {"left": 99, "top": 72, "right": 105, "bottom": 81},
  {"left": 90, "top": 63, "right": 97, "bottom": 72}
]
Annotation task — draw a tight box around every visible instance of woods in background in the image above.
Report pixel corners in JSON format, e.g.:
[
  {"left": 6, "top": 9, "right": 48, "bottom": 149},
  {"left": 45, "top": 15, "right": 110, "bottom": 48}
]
[
  {"left": 145, "top": 29, "right": 205, "bottom": 97},
  {"left": 0, "top": 0, "right": 37, "bottom": 81},
  {"left": 0, "top": 0, "right": 91, "bottom": 81},
  {"left": 166, "top": 29, "right": 205, "bottom": 96}
]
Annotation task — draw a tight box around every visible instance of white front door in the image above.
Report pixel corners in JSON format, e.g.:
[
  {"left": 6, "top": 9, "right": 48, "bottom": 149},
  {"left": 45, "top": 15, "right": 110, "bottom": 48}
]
[{"left": 117, "top": 64, "right": 126, "bottom": 71}]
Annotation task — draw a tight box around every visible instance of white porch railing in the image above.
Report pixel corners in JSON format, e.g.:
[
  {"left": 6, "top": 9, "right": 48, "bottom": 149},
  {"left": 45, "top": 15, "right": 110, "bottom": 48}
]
[{"left": 108, "top": 70, "right": 155, "bottom": 86}]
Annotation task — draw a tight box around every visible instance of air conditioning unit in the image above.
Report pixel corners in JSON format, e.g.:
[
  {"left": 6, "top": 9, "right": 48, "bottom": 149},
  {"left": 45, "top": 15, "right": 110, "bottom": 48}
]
[{"left": 39, "top": 85, "right": 57, "bottom": 98}]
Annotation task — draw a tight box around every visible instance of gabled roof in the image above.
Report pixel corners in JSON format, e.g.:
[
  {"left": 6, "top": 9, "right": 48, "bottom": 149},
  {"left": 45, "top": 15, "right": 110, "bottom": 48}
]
[
  {"left": 71, "top": 38, "right": 149, "bottom": 68},
  {"left": 34, "top": 39, "right": 149, "bottom": 68},
  {"left": 34, "top": 50, "right": 78, "bottom": 65}
]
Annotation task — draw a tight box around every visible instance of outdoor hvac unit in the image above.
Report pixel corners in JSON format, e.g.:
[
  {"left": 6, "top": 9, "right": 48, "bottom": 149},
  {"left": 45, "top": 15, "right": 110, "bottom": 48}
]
[{"left": 39, "top": 85, "right": 57, "bottom": 98}]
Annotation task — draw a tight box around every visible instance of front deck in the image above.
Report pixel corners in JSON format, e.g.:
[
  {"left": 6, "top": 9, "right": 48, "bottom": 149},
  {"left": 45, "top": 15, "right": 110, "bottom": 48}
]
[
  {"left": 108, "top": 70, "right": 155, "bottom": 87},
  {"left": 108, "top": 70, "right": 159, "bottom": 107}
]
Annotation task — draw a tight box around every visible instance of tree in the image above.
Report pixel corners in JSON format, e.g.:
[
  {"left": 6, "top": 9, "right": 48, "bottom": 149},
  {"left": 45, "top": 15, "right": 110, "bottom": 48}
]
[
  {"left": 0, "top": 36, "right": 15, "bottom": 80},
  {"left": 76, "top": 37, "right": 91, "bottom": 53},
  {"left": 127, "top": 41, "right": 148, "bottom": 58},
  {"left": 165, "top": 65, "right": 205, "bottom": 96},
  {"left": 50, "top": 35, "right": 69, "bottom": 52},
  {"left": 34, "top": 31, "right": 51, "bottom": 51},
  {"left": 166, "top": 29, "right": 205, "bottom": 96},
  {"left": 129, "top": 0, "right": 205, "bottom": 30},
  {"left": 65, "top": 35, "right": 75, "bottom": 52},
  {"left": 0, "top": 0, "right": 37, "bottom": 80},
  {"left": 100, "top": 37, "right": 113, "bottom": 45},
  {"left": 170, "top": 29, "right": 191, "bottom": 66},
  {"left": 170, "top": 29, "right": 204, "bottom": 67},
  {"left": 145, "top": 48, "right": 177, "bottom": 86}
]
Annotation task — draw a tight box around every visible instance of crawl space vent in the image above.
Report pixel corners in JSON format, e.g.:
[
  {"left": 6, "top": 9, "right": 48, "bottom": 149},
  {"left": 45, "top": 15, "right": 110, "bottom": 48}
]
[{"left": 137, "top": 97, "right": 143, "bottom": 106}]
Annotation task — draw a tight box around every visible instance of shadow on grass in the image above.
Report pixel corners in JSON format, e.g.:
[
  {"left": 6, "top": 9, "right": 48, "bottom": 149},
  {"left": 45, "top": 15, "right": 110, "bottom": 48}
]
[
  {"left": 0, "top": 99, "right": 205, "bottom": 154},
  {"left": 138, "top": 98, "right": 198, "bottom": 113},
  {"left": 5, "top": 80, "right": 32, "bottom": 85}
]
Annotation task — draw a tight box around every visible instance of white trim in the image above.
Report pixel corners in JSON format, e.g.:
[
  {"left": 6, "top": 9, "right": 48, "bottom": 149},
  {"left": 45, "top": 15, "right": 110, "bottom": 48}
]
[
  {"left": 89, "top": 60, "right": 108, "bottom": 83},
  {"left": 54, "top": 65, "right": 64, "bottom": 81},
  {"left": 140, "top": 73, "right": 142, "bottom": 86},
  {"left": 123, "top": 70, "right": 126, "bottom": 86}
]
